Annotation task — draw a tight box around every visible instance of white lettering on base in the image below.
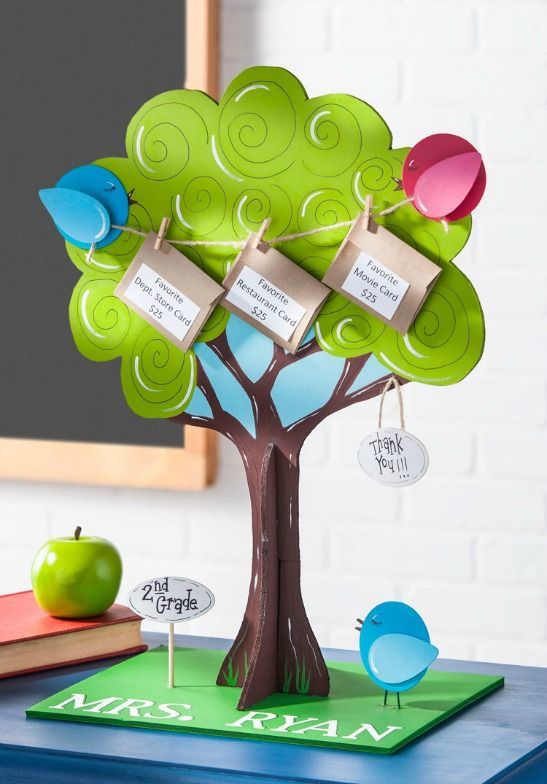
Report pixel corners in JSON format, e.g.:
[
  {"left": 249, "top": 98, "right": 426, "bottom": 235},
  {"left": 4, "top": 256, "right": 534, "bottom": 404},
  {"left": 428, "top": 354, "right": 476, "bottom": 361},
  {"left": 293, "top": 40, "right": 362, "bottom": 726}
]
[
  {"left": 292, "top": 719, "right": 340, "bottom": 737},
  {"left": 226, "top": 711, "right": 403, "bottom": 744},
  {"left": 49, "top": 697, "right": 403, "bottom": 743},
  {"left": 143, "top": 703, "right": 194, "bottom": 721},
  {"left": 103, "top": 698, "right": 156, "bottom": 717},
  {"left": 225, "top": 710, "right": 279, "bottom": 729},
  {"left": 49, "top": 694, "right": 123, "bottom": 713},
  {"left": 272, "top": 715, "right": 320, "bottom": 732},
  {"left": 342, "top": 723, "right": 403, "bottom": 742},
  {"left": 49, "top": 693, "right": 194, "bottom": 722}
]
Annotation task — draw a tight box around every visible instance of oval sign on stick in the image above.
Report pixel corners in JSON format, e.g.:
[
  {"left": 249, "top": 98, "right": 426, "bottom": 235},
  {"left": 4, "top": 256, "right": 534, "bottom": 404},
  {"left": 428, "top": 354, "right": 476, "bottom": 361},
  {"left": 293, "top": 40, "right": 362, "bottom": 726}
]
[
  {"left": 358, "top": 427, "right": 429, "bottom": 487},
  {"left": 128, "top": 576, "right": 215, "bottom": 623},
  {"left": 128, "top": 576, "right": 214, "bottom": 689}
]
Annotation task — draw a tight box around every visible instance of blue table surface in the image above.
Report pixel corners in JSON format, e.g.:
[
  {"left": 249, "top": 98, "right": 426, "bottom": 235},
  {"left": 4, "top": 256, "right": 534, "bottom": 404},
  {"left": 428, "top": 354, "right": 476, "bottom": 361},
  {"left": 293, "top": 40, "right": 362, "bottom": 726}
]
[{"left": 0, "top": 633, "right": 546, "bottom": 784}]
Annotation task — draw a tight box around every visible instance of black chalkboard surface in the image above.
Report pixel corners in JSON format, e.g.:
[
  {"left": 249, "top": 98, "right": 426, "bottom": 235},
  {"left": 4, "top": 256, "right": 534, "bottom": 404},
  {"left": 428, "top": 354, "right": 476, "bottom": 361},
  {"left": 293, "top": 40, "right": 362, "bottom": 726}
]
[{"left": 0, "top": 0, "right": 186, "bottom": 447}]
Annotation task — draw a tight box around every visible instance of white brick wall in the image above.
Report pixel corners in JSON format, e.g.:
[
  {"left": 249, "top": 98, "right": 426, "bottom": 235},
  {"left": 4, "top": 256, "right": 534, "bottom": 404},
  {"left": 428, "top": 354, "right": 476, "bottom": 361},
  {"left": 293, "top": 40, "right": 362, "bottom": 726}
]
[{"left": 1, "top": 0, "right": 546, "bottom": 668}]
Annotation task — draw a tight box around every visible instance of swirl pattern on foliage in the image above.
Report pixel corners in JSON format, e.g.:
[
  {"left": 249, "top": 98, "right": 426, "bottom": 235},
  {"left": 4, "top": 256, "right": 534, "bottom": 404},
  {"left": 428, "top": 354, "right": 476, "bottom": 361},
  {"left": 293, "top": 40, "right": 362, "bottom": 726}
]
[
  {"left": 172, "top": 175, "right": 226, "bottom": 237},
  {"left": 69, "top": 278, "right": 131, "bottom": 359},
  {"left": 316, "top": 293, "right": 386, "bottom": 355},
  {"left": 303, "top": 102, "right": 362, "bottom": 177},
  {"left": 231, "top": 184, "right": 293, "bottom": 241},
  {"left": 218, "top": 77, "right": 299, "bottom": 179},
  {"left": 297, "top": 188, "right": 352, "bottom": 247},
  {"left": 129, "top": 98, "right": 211, "bottom": 181},
  {"left": 65, "top": 66, "right": 484, "bottom": 419},
  {"left": 353, "top": 157, "right": 396, "bottom": 204},
  {"left": 121, "top": 327, "right": 197, "bottom": 418},
  {"left": 376, "top": 267, "right": 484, "bottom": 385}
]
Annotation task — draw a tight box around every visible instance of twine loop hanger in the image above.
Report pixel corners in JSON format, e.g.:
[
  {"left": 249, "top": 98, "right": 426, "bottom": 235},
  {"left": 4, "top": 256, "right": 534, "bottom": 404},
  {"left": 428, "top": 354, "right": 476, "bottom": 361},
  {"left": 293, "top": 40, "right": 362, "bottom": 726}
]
[{"left": 377, "top": 376, "right": 405, "bottom": 431}]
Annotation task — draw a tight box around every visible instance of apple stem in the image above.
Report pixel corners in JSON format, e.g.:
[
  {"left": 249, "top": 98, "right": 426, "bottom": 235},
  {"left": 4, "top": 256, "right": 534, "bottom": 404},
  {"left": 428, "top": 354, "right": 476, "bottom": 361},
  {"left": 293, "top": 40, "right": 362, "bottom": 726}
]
[{"left": 74, "top": 526, "right": 82, "bottom": 541}]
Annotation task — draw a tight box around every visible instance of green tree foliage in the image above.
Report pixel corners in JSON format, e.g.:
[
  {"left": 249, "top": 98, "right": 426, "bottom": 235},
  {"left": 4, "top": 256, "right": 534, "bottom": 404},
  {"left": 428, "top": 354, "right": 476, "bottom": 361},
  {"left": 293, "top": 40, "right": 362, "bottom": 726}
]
[{"left": 66, "top": 66, "right": 484, "bottom": 419}]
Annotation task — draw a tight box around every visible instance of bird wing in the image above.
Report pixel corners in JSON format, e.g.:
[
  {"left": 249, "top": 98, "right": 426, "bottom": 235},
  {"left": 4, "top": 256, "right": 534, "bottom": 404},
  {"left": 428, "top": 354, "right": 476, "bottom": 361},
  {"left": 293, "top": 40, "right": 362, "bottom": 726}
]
[
  {"left": 368, "top": 634, "right": 439, "bottom": 685},
  {"left": 413, "top": 151, "right": 483, "bottom": 219},
  {"left": 39, "top": 188, "right": 111, "bottom": 246}
]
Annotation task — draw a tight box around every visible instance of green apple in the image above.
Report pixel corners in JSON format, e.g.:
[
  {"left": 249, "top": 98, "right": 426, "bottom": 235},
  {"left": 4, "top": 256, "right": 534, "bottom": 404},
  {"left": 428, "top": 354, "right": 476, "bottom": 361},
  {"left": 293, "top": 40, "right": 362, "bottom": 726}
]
[{"left": 31, "top": 526, "right": 122, "bottom": 618}]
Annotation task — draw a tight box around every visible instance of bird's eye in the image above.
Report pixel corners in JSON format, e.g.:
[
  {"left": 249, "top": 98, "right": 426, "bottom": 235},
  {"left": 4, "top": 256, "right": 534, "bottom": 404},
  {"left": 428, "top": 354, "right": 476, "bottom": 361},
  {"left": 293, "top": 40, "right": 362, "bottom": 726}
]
[
  {"left": 104, "top": 182, "right": 117, "bottom": 192},
  {"left": 371, "top": 615, "right": 382, "bottom": 625},
  {"left": 407, "top": 159, "right": 417, "bottom": 170}
]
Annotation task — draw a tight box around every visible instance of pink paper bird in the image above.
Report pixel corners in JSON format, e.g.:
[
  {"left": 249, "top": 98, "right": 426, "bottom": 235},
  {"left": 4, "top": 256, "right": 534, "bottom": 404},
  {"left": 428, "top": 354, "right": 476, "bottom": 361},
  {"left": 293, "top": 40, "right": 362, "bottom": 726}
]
[{"left": 402, "top": 134, "right": 486, "bottom": 221}]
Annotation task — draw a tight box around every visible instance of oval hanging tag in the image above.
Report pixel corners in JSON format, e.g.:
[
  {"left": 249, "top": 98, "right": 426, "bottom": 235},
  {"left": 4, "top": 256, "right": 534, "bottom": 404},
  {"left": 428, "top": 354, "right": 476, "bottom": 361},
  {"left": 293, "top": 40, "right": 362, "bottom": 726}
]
[
  {"left": 358, "top": 426, "right": 429, "bottom": 487},
  {"left": 128, "top": 576, "right": 215, "bottom": 623}
]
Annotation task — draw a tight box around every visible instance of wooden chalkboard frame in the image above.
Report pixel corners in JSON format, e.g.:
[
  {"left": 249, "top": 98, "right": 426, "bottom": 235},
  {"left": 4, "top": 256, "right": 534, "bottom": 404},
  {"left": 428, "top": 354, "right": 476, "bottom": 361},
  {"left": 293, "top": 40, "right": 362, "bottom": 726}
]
[{"left": 0, "top": 0, "right": 219, "bottom": 491}]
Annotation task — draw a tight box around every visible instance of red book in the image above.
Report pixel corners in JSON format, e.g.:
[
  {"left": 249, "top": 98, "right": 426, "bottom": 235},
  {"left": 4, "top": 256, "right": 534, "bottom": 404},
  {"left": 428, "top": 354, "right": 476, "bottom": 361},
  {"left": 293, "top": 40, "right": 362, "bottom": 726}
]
[{"left": 0, "top": 591, "right": 146, "bottom": 678}]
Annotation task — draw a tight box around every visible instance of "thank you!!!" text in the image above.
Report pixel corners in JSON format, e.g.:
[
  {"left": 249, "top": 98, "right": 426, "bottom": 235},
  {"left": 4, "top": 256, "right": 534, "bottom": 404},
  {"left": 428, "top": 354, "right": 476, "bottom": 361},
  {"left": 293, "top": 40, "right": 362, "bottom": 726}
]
[{"left": 357, "top": 427, "right": 429, "bottom": 487}]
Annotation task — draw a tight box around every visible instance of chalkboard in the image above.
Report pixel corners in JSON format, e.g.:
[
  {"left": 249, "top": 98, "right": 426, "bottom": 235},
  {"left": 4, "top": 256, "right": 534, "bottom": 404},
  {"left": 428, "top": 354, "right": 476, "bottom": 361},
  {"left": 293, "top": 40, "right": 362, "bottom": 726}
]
[{"left": 0, "top": 0, "right": 188, "bottom": 448}]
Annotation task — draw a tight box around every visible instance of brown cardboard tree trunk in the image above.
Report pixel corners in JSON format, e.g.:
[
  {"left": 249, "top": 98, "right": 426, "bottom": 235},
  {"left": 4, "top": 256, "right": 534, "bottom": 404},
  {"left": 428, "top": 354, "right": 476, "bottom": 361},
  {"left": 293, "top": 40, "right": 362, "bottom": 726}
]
[
  {"left": 174, "top": 333, "right": 400, "bottom": 710},
  {"left": 216, "top": 436, "right": 328, "bottom": 710}
]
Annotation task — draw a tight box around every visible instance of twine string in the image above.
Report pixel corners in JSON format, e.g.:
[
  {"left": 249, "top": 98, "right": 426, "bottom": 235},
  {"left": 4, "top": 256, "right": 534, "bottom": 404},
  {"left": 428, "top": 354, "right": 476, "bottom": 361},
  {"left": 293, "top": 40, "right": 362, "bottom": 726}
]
[
  {"left": 109, "top": 195, "right": 427, "bottom": 250},
  {"left": 111, "top": 218, "right": 358, "bottom": 248},
  {"left": 377, "top": 376, "right": 405, "bottom": 431}
]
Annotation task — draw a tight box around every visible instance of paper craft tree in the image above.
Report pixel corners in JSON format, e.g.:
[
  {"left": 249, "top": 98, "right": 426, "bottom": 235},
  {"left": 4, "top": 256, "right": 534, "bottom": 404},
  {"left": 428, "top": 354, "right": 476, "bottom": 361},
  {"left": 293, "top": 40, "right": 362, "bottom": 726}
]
[{"left": 57, "top": 67, "right": 484, "bottom": 709}]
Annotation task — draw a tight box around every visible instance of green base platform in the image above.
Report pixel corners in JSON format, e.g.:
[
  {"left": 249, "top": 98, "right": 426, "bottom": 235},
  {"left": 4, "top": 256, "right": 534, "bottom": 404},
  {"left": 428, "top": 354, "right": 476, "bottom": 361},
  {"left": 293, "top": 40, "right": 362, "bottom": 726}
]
[{"left": 26, "top": 646, "right": 503, "bottom": 754}]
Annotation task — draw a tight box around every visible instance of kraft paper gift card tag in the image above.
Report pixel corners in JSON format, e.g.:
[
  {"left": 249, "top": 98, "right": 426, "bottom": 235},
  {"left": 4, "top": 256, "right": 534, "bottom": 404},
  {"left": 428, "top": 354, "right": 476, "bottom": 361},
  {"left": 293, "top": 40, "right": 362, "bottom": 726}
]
[
  {"left": 116, "top": 232, "right": 225, "bottom": 352},
  {"left": 222, "top": 233, "right": 330, "bottom": 353},
  {"left": 323, "top": 212, "right": 442, "bottom": 334}
]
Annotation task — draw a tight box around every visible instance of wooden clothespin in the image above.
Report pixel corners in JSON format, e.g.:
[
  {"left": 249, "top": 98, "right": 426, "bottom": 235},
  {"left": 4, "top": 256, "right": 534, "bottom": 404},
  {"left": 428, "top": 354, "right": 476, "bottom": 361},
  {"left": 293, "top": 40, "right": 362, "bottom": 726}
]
[
  {"left": 251, "top": 217, "right": 271, "bottom": 249},
  {"left": 361, "top": 195, "right": 373, "bottom": 231},
  {"left": 154, "top": 216, "right": 171, "bottom": 251}
]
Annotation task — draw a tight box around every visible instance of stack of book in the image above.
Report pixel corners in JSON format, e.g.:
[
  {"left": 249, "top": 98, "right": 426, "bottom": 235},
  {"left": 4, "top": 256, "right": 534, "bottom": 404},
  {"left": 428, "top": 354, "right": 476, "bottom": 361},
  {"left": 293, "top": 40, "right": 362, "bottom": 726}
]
[{"left": 0, "top": 591, "right": 146, "bottom": 678}]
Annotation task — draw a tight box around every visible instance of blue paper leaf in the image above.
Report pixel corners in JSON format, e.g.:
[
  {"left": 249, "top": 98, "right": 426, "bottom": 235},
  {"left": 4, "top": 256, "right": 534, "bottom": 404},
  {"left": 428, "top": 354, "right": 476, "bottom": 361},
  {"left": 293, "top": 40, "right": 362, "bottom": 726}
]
[
  {"left": 271, "top": 351, "right": 346, "bottom": 427},
  {"left": 226, "top": 315, "right": 274, "bottom": 383},
  {"left": 347, "top": 354, "right": 390, "bottom": 395},
  {"left": 194, "top": 343, "right": 256, "bottom": 437},
  {"left": 300, "top": 326, "right": 316, "bottom": 347},
  {"left": 185, "top": 387, "right": 213, "bottom": 419},
  {"left": 39, "top": 188, "right": 110, "bottom": 247}
]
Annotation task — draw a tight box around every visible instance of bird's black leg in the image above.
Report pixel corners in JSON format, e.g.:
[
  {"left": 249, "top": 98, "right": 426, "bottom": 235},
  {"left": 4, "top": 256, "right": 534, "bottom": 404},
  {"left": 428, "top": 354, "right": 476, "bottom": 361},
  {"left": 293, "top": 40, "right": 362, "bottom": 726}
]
[
  {"left": 383, "top": 690, "right": 388, "bottom": 706},
  {"left": 396, "top": 692, "right": 401, "bottom": 709}
]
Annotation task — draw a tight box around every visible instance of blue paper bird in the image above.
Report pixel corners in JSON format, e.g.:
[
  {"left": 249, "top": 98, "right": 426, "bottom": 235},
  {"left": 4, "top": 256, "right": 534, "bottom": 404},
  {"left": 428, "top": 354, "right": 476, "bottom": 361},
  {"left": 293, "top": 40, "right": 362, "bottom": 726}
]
[
  {"left": 356, "top": 601, "right": 439, "bottom": 708},
  {"left": 39, "top": 164, "right": 131, "bottom": 250}
]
